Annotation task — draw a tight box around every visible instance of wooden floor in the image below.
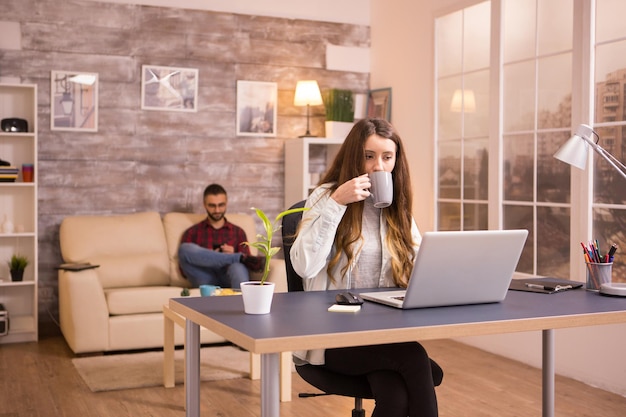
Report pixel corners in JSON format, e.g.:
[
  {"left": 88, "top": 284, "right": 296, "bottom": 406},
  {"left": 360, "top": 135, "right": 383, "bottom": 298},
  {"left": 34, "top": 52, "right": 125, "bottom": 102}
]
[{"left": 1, "top": 336, "right": 625, "bottom": 417}]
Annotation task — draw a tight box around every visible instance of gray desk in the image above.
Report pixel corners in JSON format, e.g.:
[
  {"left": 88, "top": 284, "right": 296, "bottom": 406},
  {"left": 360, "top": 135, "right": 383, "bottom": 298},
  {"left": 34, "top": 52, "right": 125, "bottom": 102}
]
[{"left": 169, "top": 289, "right": 626, "bottom": 417}]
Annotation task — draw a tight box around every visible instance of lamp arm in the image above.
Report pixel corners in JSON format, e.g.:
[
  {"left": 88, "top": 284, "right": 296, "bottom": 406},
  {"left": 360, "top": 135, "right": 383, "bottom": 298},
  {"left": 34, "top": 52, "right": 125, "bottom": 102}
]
[
  {"left": 581, "top": 134, "right": 626, "bottom": 181},
  {"left": 601, "top": 147, "right": 626, "bottom": 172}
]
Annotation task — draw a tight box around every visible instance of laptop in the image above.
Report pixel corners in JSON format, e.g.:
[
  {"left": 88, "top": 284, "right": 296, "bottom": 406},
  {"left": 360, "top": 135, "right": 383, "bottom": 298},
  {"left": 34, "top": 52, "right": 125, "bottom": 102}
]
[{"left": 359, "top": 229, "right": 528, "bottom": 309}]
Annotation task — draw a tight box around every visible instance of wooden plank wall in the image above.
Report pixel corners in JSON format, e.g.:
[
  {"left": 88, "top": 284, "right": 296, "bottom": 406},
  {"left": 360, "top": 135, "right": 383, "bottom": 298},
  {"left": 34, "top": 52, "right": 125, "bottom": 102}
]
[{"left": 0, "top": 0, "right": 369, "bottom": 335}]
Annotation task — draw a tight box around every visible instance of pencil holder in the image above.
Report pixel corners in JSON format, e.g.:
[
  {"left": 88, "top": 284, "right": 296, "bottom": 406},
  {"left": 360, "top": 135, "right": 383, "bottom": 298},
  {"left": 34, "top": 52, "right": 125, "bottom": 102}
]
[{"left": 585, "top": 262, "right": 612, "bottom": 291}]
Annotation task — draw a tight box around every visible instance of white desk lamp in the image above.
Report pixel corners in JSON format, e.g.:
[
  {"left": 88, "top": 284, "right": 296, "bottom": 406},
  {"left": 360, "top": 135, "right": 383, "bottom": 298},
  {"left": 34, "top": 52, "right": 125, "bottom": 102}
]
[{"left": 554, "top": 124, "right": 626, "bottom": 296}]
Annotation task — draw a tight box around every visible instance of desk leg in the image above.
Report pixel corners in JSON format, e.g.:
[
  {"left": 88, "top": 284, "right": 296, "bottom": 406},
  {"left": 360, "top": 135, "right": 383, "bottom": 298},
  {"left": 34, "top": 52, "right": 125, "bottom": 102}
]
[
  {"left": 261, "top": 353, "right": 280, "bottom": 417},
  {"left": 185, "top": 319, "right": 200, "bottom": 417},
  {"left": 542, "top": 329, "right": 555, "bottom": 417},
  {"left": 280, "top": 352, "right": 292, "bottom": 402}
]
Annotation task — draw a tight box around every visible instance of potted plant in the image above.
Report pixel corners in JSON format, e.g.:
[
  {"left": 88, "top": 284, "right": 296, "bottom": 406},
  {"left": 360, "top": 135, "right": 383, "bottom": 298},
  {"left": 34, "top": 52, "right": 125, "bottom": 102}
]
[
  {"left": 8, "top": 254, "right": 29, "bottom": 282},
  {"left": 241, "top": 206, "right": 308, "bottom": 314},
  {"left": 323, "top": 88, "right": 354, "bottom": 139}
]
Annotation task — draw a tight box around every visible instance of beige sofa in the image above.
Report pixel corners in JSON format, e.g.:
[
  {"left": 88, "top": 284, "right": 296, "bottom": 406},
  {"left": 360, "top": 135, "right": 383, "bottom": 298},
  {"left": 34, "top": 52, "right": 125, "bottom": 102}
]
[{"left": 58, "top": 211, "right": 286, "bottom": 354}]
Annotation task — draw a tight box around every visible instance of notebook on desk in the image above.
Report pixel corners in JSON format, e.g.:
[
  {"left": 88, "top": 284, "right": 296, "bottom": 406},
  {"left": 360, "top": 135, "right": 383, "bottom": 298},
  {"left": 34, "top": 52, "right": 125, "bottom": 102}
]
[{"left": 359, "top": 229, "right": 529, "bottom": 309}]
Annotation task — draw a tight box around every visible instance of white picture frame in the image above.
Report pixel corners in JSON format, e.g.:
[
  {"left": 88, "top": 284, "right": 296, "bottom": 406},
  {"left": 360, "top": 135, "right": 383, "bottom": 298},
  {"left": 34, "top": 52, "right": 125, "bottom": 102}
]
[
  {"left": 236, "top": 80, "right": 277, "bottom": 137},
  {"left": 141, "top": 65, "right": 199, "bottom": 112},
  {"left": 50, "top": 70, "right": 99, "bottom": 132}
]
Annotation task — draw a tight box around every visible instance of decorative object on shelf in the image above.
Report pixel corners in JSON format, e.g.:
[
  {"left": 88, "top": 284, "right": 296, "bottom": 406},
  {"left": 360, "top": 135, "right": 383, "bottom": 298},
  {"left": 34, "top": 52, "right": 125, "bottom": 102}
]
[
  {"left": 0, "top": 303, "right": 8, "bottom": 336},
  {"left": 366, "top": 87, "right": 392, "bottom": 122},
  {"left": 21, "top": 164, "right": 33, "bottom": 183},
  {"left": 294, "top": 80, "right": 324, "bottom": 137},
  {"left": 51, "top": 71, "right": 99, "bottom": 132},
  {"left": 241, "top": 206, "right": 308, "bottom": 314},
  {"left": 236, "top": 80, "right": 277, "bottom": 137},
  {"left": 8, "top": 254, "right": 28, "bottom": 282},
  {"left": 323, "top": 88, "right": 354, "bottom": 139},
  {"left": 141, "top": 65, "right": 198, "bottom": 112},
  {"left": 1, "top": 118, "right": 28, "bottom": 132},
  {"left": 2, "top": 215, "right": 14, "bottom": 234}
]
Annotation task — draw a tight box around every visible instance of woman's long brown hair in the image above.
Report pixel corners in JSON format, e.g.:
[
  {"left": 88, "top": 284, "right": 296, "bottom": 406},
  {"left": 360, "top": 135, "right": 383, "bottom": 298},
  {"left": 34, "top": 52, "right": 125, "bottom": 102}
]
[{"left": 318, "top": 118, "right": 415, "bottom": 287}]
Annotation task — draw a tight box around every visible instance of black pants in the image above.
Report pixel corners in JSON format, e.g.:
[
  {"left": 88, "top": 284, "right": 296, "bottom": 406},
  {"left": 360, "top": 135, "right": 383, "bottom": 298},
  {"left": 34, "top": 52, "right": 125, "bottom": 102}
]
[{"left": 324, "top": 342, "right": 438, "bottom": 417}]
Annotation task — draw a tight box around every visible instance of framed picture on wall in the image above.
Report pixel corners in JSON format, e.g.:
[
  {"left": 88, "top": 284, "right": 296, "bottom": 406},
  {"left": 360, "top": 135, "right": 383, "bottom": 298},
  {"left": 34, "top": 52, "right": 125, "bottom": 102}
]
[
  {"left": 141, "top": 65, "right": 199, "bottom": 112},
  {"left": 50, "top": 71, "right": 99, "bottom": 132},
  {"left": 367, "top": 87, "right": 392, "bottom": 122},
  {"left": 236, "top": 80, "right": 277, "bottom": 137}
]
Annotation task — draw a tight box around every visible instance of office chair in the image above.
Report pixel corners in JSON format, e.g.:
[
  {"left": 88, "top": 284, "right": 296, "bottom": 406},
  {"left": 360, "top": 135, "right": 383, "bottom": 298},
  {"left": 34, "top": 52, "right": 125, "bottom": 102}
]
[{"left": 281, "top": 200, "right": 443, "bottom": 417}]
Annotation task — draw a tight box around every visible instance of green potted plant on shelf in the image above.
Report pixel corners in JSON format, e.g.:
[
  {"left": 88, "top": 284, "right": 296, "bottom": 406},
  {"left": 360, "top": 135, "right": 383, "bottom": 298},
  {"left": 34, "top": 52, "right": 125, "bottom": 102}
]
[
  {"left": 323, "top": 88, "right": 355, "bottom": 139},
  {"left": 241, "top": 206, "right": 308, "bottom": 314},
  {"left": 8, "top": 253, "right": 29, "bottom": 282}
]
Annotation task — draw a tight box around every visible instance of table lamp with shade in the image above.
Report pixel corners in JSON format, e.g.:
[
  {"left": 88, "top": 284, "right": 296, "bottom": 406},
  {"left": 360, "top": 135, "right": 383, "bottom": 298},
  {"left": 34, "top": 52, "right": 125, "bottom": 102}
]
[
  {"left": 553, "top": 124, "right": 626, "bottom": 296},
  {"left": 450, "top": 89, "right": 476, "bottom": 113},
  {"left": 294, "top": 80, "right": 323, "bottom": 137}
]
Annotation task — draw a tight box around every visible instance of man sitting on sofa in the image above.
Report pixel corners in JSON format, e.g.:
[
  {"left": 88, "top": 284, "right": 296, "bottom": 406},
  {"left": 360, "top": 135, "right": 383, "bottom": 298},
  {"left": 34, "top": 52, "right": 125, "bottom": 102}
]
[{"left": 178, "top": 183, "right": 264, "bottom": 289}]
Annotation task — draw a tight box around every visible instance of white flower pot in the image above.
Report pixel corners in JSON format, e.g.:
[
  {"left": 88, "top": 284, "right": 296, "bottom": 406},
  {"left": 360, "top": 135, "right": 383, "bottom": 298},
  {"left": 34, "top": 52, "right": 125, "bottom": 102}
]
[
  {"left": 324, "top": 121, "right": 354, "bottom": 139},
  {"left": 240, "top": 281, "right": 275, "bottom": 314}
]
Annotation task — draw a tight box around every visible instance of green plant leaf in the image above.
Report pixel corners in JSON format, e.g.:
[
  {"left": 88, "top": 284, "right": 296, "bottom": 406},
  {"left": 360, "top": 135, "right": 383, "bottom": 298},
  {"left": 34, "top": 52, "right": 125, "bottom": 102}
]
[
  {"left": 252, "top": 207, "right": 272, "bottom": 232},
  {"left": 323, "top": 89, "right": 354, "bottom": 122},
  {"left": 7, "top": 254, "right": 29, "bottom": 270},
  {"left": 243, "top": 206, "right": 309, "bottom": 284},
  {"left": 268, "top": 247, "right": 280, "bottom": 257},
  {"left": 275, "top": 207, "right": 309, "bottom": 222}
]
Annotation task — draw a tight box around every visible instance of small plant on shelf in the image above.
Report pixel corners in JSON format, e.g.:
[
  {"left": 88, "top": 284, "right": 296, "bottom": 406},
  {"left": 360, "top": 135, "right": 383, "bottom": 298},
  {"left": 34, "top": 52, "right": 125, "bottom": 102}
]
[
  {"left": 7, "top": 254, "right": 29, "bottom": 281},
  {"left": 322, "top": 88, "right": 354, "bottom": 122},
  {"left": 8, "top": 254, "right": 28, "bottom": 271}
]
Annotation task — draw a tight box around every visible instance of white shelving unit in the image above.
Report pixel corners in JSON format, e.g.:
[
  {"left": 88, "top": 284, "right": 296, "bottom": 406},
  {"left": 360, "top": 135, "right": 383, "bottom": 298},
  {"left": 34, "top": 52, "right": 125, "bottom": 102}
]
[
  {"left": 0, "top": 83, "right": 38, "bottom": 344},
  {"left": 284, "top": 137, "right": 344, "bottom": 208}
]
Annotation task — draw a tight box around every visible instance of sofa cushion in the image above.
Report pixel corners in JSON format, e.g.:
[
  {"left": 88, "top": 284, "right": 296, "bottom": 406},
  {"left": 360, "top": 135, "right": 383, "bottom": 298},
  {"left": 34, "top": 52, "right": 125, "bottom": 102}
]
[
  {"left": 60, "top": 212, "right": 170, "bottom": 289},
  {"left": 105, "top": 286, "right": 189, "bottom": 315}
]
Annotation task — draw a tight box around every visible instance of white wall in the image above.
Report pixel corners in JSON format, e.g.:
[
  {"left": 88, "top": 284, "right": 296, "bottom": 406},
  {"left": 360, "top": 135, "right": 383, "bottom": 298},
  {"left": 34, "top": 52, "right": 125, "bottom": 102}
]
[
  {"left": 370, "top": 0, "right": 626, "bottom": 397},
  {"left": 82, "top": 0, "right": 369, "bottom": 25}
]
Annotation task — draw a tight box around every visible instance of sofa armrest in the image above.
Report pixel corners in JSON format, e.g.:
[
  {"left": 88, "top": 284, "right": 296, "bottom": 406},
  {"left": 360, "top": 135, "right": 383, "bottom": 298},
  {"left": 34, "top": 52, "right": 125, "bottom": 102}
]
[{"left": 58, "top": 268, "right": 110, "bottom": 353}]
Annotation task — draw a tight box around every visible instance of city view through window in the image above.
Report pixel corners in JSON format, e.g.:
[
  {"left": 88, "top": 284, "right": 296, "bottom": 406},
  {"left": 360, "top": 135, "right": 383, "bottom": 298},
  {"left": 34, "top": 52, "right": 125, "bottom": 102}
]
[{"left": 436, "top": 0, "right": 626, "bottom": 283}]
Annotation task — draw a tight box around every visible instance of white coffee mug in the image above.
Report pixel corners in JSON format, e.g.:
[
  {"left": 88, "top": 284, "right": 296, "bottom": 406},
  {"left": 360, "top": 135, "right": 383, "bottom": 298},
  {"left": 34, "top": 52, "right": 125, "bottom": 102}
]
[{"left": 369, "top": 171, "right": 393, "bottom": 208}]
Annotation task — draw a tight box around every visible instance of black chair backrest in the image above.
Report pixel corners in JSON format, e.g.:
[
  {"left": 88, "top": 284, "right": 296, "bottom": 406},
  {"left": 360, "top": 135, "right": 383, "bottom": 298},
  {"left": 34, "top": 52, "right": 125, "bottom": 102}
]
[{"left": 282, "top": 200, "right": 306, "bottom": 292}]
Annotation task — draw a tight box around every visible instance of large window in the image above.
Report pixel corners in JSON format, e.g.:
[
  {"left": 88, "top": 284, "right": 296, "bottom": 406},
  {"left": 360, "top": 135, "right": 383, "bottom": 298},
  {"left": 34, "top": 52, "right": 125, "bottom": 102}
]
[
  {"left": 593, "top": 0, "right": 626, "bottom": 283},
  {"left": 501, "top": 0, "right": 573, "bottom": 277},
  {"left": 435, "top": 2, "right": 491, "bottom": 231},
  {"left": 436, "top": 0, "right": 625, "bottom": 283}
]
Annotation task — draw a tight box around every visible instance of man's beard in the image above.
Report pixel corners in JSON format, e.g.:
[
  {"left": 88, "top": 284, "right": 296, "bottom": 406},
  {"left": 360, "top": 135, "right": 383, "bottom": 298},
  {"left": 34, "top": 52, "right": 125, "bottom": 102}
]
[{"left": 207, "top": 211, "right": 224, "bottom": 222}]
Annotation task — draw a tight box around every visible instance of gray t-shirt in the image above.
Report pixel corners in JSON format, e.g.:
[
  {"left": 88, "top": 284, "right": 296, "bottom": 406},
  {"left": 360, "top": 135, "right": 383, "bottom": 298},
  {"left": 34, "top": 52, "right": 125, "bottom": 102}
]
[{"left": 353, "top": 197, "right": 383, "bottom": 289}]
